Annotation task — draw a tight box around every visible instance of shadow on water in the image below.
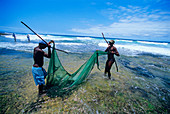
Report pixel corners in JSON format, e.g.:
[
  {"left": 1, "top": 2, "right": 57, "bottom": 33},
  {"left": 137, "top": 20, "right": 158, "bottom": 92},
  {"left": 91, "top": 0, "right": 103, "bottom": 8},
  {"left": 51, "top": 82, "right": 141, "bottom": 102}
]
[
  {"left": 0, "top": 48, "right": 32, "bottom": 58},
  {"left": 137, "top": 52, "right": 164, "bottom": 58},
  {"left": 119, "top": 54, "right": 170, "bottom": 88},
  {"left": 23, "top": 82, "right": 86, "bottom": 113},
  {"left": 22, "top": 72, "right": 100, "bottom": 113},
  {"left": 22, "top": 95, "right": 46, "bottom": 113},
  {"left": 0, "top": 71, "right": 13, "bottom": 76},
  {"left": 46, "top": 86, "right": 77, "bottom": 99},
  {"left": 129, "top": 86, "right": 149, "bottom": 98},
  {"left": 45, "top": 76, "right": 95, "bottom": 99},
  {"left": 119, "top": 57, "right": 155, "bottom": 78}
]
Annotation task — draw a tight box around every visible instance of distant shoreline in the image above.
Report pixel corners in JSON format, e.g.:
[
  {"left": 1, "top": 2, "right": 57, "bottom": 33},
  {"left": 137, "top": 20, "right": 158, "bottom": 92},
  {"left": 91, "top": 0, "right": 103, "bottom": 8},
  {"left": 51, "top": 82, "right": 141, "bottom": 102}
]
[{"left": 0, "top": 32, "right": 11, "bottom": 35}]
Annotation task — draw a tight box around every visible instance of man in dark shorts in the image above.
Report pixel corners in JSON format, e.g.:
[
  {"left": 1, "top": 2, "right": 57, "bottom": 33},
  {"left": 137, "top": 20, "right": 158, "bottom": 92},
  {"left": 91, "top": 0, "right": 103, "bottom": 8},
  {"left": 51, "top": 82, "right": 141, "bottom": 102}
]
[
  {"left": 105, "top": 40, "right": 120, "bottom": 79},
  {"left": 32, "top": 40, "right": 54, "bottom": 95}
]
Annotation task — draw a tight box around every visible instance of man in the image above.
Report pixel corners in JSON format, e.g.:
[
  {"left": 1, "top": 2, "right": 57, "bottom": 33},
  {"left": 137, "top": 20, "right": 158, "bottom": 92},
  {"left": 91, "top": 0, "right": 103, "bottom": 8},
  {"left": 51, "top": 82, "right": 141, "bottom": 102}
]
[
  {"left": 27, "top": 34, "right": 30, "bottom": 42},
  {"left": 104, "top": 40, "right": 120, "bottom": 79},
  {"left": 32, "top": 40, "right": 54, "bottom": 95},
  {"left": 13, "top": 33, "right": 16, "bottom": 42}
]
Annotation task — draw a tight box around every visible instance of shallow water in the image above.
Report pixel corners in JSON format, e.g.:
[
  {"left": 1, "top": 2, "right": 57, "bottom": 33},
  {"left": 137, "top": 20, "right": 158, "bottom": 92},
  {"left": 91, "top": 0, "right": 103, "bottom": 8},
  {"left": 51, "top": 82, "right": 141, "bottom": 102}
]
[{"left": 0, "top": 48, "right": 169, "bottom": 113}]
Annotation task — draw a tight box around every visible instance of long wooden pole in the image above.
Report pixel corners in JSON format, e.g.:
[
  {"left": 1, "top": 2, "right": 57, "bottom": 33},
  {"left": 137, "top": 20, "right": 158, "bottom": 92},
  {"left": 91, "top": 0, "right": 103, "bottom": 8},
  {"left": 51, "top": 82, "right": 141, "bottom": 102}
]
[
  {"left": 102, "top": 33, "right": 118, "bottom": 72},
  {"left": 102, "top": 33, "right": 108, "bottom": 44},
  {"left": 21, "top": 21, "right": 68, "bottom": 54}
]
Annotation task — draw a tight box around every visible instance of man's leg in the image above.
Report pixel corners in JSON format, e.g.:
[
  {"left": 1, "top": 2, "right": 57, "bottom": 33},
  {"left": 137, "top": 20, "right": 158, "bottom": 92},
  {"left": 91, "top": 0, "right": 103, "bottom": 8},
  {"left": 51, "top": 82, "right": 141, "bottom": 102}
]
[
  {"left": 107, "top": 61, "right": 114, "bottom": 79},
  {"left": 104, "top": 60, "right": 109, "bottom": 75},
  {"left": 38, "top": 84, "right": 43, "bottom": 95}
]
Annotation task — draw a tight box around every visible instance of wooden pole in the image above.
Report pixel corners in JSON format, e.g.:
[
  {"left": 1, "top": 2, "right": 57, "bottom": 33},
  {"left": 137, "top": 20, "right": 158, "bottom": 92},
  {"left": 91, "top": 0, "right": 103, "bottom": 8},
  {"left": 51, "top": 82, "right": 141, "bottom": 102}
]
[{"left": 21, "top": 21, "right": 68, "bottom": 54}]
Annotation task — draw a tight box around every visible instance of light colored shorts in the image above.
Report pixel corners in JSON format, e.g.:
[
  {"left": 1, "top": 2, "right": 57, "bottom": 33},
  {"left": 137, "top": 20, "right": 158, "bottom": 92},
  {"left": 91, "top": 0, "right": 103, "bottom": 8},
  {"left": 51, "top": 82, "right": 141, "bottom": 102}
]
[{"left": 32, "top": 67, "right": 47, "bottom": 86}]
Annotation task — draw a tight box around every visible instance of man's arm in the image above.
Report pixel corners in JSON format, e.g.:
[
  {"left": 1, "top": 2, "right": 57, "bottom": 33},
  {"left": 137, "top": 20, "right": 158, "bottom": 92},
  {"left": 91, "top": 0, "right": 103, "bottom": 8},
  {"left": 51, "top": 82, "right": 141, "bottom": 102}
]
[
  {"left": 44, "top": 40, "right": 54, "bottom": 58},
  {"left": 44, "top": 47, "right": 51, "bottom": 58},
  {"left": 114, "top": 48, "right": 120, "bottom": 56}
]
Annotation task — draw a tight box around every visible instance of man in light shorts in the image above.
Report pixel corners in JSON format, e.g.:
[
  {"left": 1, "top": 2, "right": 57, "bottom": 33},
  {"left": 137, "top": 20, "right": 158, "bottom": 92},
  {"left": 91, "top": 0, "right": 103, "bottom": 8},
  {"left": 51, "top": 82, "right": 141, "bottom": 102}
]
[{"left": 32, "top": 40, "right": 54, "bottom": 95}]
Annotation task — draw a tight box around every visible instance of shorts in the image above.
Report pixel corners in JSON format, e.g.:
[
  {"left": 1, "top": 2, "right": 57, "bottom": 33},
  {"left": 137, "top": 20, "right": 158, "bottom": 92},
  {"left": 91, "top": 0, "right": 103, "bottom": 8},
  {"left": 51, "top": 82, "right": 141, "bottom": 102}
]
[{"left": 32, "top": 67, "right": 47, "bottom": 86}]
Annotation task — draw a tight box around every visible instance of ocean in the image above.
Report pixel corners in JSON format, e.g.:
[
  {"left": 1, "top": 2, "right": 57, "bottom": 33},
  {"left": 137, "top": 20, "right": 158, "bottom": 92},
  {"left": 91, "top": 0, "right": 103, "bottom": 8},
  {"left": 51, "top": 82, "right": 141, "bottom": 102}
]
[
  {"left": 0, "top": 33, "right": 170, "bottom": 113},
  {"left": 0, "top": 33, "right": 170, "bottom": 56}
]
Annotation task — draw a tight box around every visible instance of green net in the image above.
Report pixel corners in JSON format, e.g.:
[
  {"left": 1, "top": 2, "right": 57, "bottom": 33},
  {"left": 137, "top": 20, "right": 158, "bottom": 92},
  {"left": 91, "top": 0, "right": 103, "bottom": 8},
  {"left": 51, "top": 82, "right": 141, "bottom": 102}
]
[{"left": 46, "top": 45, "right": 107, "bottom": 95}]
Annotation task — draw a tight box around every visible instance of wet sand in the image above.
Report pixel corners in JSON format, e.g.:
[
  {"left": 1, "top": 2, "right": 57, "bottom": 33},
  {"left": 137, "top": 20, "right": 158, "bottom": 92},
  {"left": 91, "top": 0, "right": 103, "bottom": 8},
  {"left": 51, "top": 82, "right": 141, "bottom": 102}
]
[{"left": 0, "top": 48, "right": 169, "bottom": 113}]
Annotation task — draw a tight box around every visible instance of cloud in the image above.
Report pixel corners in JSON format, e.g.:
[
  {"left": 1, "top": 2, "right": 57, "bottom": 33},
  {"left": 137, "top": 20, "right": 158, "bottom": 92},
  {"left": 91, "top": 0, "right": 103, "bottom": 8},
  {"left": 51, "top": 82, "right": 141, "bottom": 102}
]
[
  {"left": 71, "top": 6, "right": 170, "bottom": 39},
  {"left": 72, "top": 21, "right": 170, "bottom": 38},
  {"left": 106, "top": 2, "right": 113, "bottom": 6}
]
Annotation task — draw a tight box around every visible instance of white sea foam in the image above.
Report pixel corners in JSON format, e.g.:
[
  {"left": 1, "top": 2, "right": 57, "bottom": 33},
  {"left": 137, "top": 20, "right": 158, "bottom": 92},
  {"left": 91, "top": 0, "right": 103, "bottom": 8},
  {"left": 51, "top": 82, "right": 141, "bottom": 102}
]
[
  {"left": 98, "top": 43, "right": 170, "bottom": 56},
  {"left": 116, "top": 44, "right": 170, "bottom": 56},
  {"left": 98, "top": 43, "right": 108, "bottom": 47},
  {"left": 14, "top": 34, "right": 29, "bottom": 41},
  {"left": 0, "top": 42, "right": 36, "bottom": 52},
  {"left": 2, "top": 34, "right": 170, "bottom": 56},
  {"left": 4, "top": 34, "right": 13, "bottom": 38},
  {"left": 29, "top": 35, "right": 75, "bottom": 41},
  {"left": 55, "top": 42, "right": 85, "bottom": 46},
  {"left": 4, "top": 34, "right": 75, "bottom": 41},
  {"left": 4, "top": 34, "right": 41, "bottom": 41},
  {"left": 137, "top": 41, "right": 168, "bottom": 45},
  {"left": 115, "top": 39, "right": 133, "bottom": 43},
  {"left": 76, "top": 37, "right": 92, "bottom": 40},
  {"left": 30, "top": 35, "right": 50, "bottom": 40},
  {"left": 54, "top": 38, "right": 74, "bottom": 41},
  {"left": 46, "top": 35, "right": 53, "bottom": 37}
]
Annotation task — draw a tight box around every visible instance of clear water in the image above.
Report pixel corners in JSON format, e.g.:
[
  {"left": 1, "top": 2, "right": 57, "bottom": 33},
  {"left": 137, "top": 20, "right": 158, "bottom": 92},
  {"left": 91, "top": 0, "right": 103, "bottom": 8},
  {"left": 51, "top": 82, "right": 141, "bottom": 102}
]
[{"left": 0, "top": 33, "right": 169, "bottom": 113}]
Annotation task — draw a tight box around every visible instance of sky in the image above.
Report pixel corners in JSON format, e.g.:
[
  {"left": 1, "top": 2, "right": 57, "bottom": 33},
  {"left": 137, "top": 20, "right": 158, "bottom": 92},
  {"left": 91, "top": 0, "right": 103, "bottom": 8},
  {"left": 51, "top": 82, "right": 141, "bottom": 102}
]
[{"left": 0, "top": 0, "right": 170, "bottom": 41}]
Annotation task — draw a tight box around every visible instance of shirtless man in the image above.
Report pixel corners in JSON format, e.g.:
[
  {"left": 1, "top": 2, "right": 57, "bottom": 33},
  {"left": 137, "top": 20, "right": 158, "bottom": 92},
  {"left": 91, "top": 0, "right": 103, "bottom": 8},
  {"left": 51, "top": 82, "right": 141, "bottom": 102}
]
[
  {"left": 105, "top": 40, "right": 120, "bottom": 79},
  {"left": 32, "top": 40, "right": 54, "bottom": 95},
  {"left": 13, "top": 33, "right": 16, "bottom": 42},
  {"left": 27, "top": 34, "right": 30, "bottom": 42}
]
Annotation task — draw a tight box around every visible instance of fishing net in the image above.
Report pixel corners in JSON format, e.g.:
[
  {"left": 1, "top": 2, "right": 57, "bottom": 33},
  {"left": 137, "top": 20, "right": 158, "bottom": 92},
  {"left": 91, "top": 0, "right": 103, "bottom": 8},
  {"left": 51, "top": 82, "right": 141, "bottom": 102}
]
[{"left": 46, "top": 45, "right": 107, "bottom": 95}]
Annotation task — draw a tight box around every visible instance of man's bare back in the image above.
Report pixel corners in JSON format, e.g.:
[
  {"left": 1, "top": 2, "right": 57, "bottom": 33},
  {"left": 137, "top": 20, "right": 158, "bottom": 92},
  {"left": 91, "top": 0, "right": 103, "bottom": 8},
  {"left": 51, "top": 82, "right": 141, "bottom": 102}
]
[
  {"left": 33, "top": 42, "right": 52, "bottom": 67},
  {"left": 33, "top": 47, "right": 46, "bottom": 67}
]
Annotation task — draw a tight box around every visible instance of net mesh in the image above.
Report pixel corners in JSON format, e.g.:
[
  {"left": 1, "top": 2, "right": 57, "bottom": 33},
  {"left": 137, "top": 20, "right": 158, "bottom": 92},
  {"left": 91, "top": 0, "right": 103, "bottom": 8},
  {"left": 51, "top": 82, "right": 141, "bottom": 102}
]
[{"left": 46, "top": 45, "right": 107, "bottom": 95}]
